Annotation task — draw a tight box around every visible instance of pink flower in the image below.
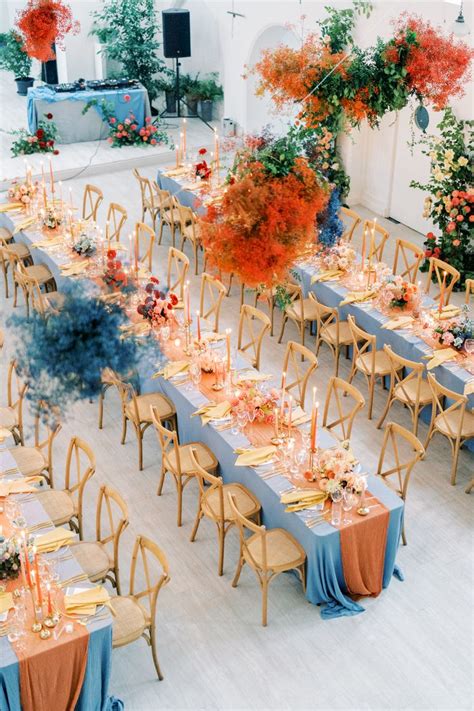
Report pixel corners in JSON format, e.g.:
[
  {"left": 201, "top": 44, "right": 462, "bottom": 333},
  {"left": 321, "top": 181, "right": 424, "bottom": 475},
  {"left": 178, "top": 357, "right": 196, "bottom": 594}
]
[
  {"left": 139, "top": 128, "right": 145, "bottom": 136},
  {"left": 124, "top": 94, "right": 131, "bottom": 102},
  {"left": 150, "top": 138, "right": 157, "bottom": 145},
  {"left": 446, "top": 222, "right": 456, "bottom": 233},
  {"left": 109, "top": 117, "right": 116, "bottom": 124},
  {"left": 452, "top": 239, "right": 461, "bottom": 246},
  {"left": 442, "top": 332, "right": 454, "bottom": 345},
  {"left": 125, "top": 118, "right": 131, "bottom": 125},
  {"left": 456, "top": 214, "right": 464, "bottom": 222},
  {"left": 145, "top": 116, "right": 152, "bottom": 123},
  {"left": 108, "top": 137, "right": 113, "bottom": 143},
  {"left": 143, "top": 135, "right": 148, "bottom": 141},
  {"left": 131, "top": 124, "right": 137, "bottom": 130},
  {"left": 117, "top": 124, "right": 124, "bottom": 131}
]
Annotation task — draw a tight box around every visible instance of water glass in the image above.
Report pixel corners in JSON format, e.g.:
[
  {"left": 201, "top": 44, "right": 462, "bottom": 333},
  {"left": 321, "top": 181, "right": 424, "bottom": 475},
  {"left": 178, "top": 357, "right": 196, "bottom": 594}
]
[
  {"left": 331, "top": 501, "right": 341, "bottom": 526},
  {"left": 237, "top": 410, "right": 249, "bottom": 434},
  {"left": 464, "top": 339, "right": 474, "bottom": 357},
  {"left": 342, "top": 487, "right": 356, "bottom": 524}
]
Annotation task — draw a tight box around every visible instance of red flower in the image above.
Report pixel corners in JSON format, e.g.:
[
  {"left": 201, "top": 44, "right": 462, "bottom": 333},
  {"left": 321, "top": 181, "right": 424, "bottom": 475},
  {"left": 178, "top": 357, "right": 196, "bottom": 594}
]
[
  {"left": 426, "top": 232, "right": 435, "bottom": 240},
  {"left": 107, "top": 249, "right": 117, "bottom": 259},
  {"left": 47, "top": 140, "right": 53, "bottom": 146},
  {"left": 124, "top": 94, "right": 131, "bottom": 102},
  {"left": 170, "top": 293, "right": 178, "bottom": 305},
  {"left": 150, "top": 276, "right": 159, "bottom": 284},
  {"left": 424, "top": 249, "right": 433, "bottom": 257},
  {"left": 53, "top": 149, "right": 59, "bottom": 155},
  {"left": 456, "top": 214, "right": 464, "bottom": 222},
  {"left": 36, "top": 128, "right": 44, "bottom": 138},
  {"left": 45, "top": 112, "right": 53, "bottom": 119},
  {"left": 39, "top": 141, "right": 46, "bottom": 148},
  {"left": 199, "top": 148, "right": 207, "bottom": 155}
]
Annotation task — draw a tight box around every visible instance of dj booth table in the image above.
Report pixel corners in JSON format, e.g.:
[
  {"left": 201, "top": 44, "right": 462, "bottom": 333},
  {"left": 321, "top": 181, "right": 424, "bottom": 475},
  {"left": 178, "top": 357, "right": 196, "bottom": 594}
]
[{"left": 27, "top": 83, "right": 151, "bottom": 144}]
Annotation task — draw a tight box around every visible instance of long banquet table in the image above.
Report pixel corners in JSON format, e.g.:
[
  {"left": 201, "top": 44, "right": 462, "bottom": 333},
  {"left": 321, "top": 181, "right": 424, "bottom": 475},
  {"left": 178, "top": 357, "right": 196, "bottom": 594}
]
[{"left": 0, "top": 449, "right": 117, "bottom": 711}]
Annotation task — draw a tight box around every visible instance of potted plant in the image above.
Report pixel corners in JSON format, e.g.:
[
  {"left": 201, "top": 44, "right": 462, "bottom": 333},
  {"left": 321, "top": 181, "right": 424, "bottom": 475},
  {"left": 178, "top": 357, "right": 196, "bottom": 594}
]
[
  {"left": 181, "top": 72, "right": 200, "bottom": 116},
  {"left": 196, "top": 73, "right": 223, "bottom": 122},
  {"left": 0, "top": 30, "right": 34, "bottom": 95},
  {"left": 156, "top": 70, "right": 178, "bottom": 114}
]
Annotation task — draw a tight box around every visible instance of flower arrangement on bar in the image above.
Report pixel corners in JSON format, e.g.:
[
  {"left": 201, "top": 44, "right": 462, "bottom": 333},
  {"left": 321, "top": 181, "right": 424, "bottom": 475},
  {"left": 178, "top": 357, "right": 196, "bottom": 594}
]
[
  {"left": 320, "top": 241, "right": 356, "bottom": 273},
  {"left": 0, "top": 536, "right": 21, "bottom": 581},
  {"left": 137, "top": 277, "right": 178, "bottom": 326},
  {"left": 82, "top": 98, "right": 169, "bottom": 148},
  {"left": 230, "top": 382, "right": 279, "bottom": 423},
  {"left": 377, "top": 275, "right": 419, "bottom": 312},
  {"left": 103, "top": 248, "right": 129, "bottom": 291},
  {"left": 410, "top": 109, "right": 473, "bottom": 287},
  {"left": 195, "top": 148, "right": 212, "bottom": 180},
  {"left": 15, "top": 0, "right": 80, "bottom": 62},
  {"left": 41, "top": 206, "right": 62, "bottom": 230},
  {"left": 10, "top": 113, "right": 59, "bottom": 157},
  {"left": 73, "top": 233, "right": 96, "bottom": 257},
  {"left": 8, "top": 178, "right": 38, "bottom": 207},
  {"left": 433, "top": 307, "right": 473, "bottom": 351}
]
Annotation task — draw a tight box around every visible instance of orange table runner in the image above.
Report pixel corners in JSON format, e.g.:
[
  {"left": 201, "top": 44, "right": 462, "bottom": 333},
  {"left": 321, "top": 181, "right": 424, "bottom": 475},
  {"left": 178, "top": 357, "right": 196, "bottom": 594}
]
[{"left": 2, "top": 511, "right": 90, "bottom": 711}]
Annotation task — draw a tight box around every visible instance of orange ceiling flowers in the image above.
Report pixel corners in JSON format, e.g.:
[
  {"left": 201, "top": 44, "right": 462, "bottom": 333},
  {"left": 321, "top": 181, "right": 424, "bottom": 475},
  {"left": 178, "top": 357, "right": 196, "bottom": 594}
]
[{"left": 16, "top": 0, "right": 80, "bottom": 62}]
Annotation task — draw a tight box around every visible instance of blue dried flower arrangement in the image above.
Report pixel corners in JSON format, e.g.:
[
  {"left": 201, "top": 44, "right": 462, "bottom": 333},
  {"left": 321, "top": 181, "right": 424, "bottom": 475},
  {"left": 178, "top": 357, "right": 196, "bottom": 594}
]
[{"left": 317, "top": 188, "right": 344, "bottom": 248}]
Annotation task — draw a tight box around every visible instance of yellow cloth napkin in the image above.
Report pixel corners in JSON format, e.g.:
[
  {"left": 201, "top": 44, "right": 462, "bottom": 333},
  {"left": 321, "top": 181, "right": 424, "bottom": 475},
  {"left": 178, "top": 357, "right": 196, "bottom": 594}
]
[
  {"left": 64, "top": 586, "right": 110, "bottom": 616},
  {"left": 34, "top": 527, "right": 76, "bottom": 553},
  {"left": 234, "top": 445, "right": 276, "bottom": 467},
  {"left": 181, "top": 182, "right": 205, "bottom": 192},
  {"left": 284, "top": 493, "right": 328, "bottom": 513},
  {"left": 339, "top": 290, "right": 376, "bottom": 306},
  {"left": 282, "top": 405, "right": 310, "bottom": 427},
  {"left": 464, "top": 380, "right": 474, "bottom": 396},
  {"left": 236, "top": 371, "right": 272, "bottom": 383},
  {"left": 423, "top": 348, "right": 458, "bottom": 370},
  {"left": 280, "top": 488, "right": 328, "bottom": 511},
  {"left": 0, "top": 476, "right": 43, "bottom": 497},
  {"left": 153, "top": 360, "right": 190, "bottom": 380},
  {"left": 32, "top": 236, "right": 64, "bottom": 249},
  {"left": 382, "top": 315, "right": 415, "bottom": 330},
  {"left": 12, "top": 217, "right": 35, "bottom": 235},
  {"left": 162, "top": 167, "right": 189, "bottom": 178},
  {"left": 120, "top": 321, "right": 151, "bottom": 337},
  {"left": 311, "top": 270, "right": 343, "bottom": 284},
  {"left": 0, "top": 592, "right": 14, "bottom": 615},
  {"left": 0, "top": 202, "right": 23, "bottom": 213},
  {"left": 194, "top": 400, "right": 231, "bottom": 425},
  {"left": 431, "top": 306, "right": 461, "bottom": 321},
  {"left": 59, "top": 260, "right": 89, "bottom": 276}
]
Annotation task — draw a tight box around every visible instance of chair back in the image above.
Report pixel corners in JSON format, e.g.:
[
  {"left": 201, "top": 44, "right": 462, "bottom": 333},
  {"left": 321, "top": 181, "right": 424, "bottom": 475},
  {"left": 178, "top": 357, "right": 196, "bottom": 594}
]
[
  {"left": 34, "top": 401, "right": 61, "bottom": 486},
  {"left": 464, "top": 278, "right": 473, "bottom": 305},
  {"left": 282, "top": 341, "right": 318, "bottom": 409},
  {"left": 150, "top": 408, "right": 182, "bottom": 476},
  {"left": 129, "top": 534, "right": 170, "bottom": 623},
  {"left": 64, "top": 437, "right": 96, "bottom": 520},
  {"left": 227, "top": 493, "right": 267, "bottom": 571},
  {"left": 237, "top": 304, "right": 271, "bottom": 371},
  {"left": 133, "top": 169, "right": 157, "bottom": 212},
  {"left": 425, "top": 257, "right": 460, "bottom": 304},
  {"left": 82, "top": 184, "right": 103, "bottom": 221},
  {"left": 167, "top": 247, "right": 189, "bottom": 301},
  {"left": 95, "top": 484, "right": 129, "bottom": 569},
  {"left": 283, "top": 283, "right": 305, "bottom": 321},
  {"left": 362, "top": 219, "right": 389, "bottom": 262},
  {"left": 384, "top": 345, "right": 427, "bottom": 407},
  {"left": 189, "top": 449, "right": 224, "bottom": 522},
  {"left": 340, "top": 207, "right": 361, "bottom": 243},
  {"left": 176, "top": 203, "right": 194, "bottom": 233},
  {"left": 135, "top": 222, "right": 155, "bottom": 272},
  {"left": 7, "top": 360, "right": 27, "bottom": 431},
  {"left": 199, "top": 272, "right": 226, "bottom": 333},
  {"left": 376, "top": 422, "right": 424, "bottom": 499},
  {"left": 106, "top": 202, "right": 127, "bottom": 243},
  {"left": 393, "top": 238, "right": 423, "bottom": 283},
  {"left": 347, "top": 315, "right": 375, "bottom": 374},
  {"left": 112, "top": 376, "right": 141, "bottom": 425},
  {"left": 308, "top": 292, "right": 340, "bottom": 342},
  {"left": 153, "top": 186, "right": 174, "bottom": 212},
  {"left": 322, "top": 376, "right": 365, "bottom": 441},
  {"left": 427, "top": 373, "right": 468, "bottom": 440}
]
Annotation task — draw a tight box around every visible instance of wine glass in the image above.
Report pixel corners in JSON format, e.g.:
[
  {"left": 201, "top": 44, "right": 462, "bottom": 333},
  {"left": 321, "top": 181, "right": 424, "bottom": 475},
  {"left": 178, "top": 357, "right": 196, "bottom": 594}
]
[
  {"left": 188, "top": 362, "right": 202, "bottom": 391},
  {"left": 342, "top": 486, "right": 357, "bottom": 524},
  {"left": 237, "top": 410, "right": 249, "bottom": 434},
  {"left": 464, "top": 339, "right": 474, "bottom": 357}
]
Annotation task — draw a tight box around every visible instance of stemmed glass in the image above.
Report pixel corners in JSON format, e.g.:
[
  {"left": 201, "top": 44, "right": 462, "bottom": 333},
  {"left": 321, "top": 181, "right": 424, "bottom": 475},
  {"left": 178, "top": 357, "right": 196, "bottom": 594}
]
[
  {"left": 237, "top": 410, "right": 249, "bottom": 434},
  {"left": 464, "top": 339, "right": 474, "bottom": 357},
  {"left": 188, "top": 362, "right": 201, "bottom": 391},
  {"left": 330, "top": 488, "right": 343, "bottom": 526},
  {"left": 342, "top": 486, "right": 357, "bottom": 524}
]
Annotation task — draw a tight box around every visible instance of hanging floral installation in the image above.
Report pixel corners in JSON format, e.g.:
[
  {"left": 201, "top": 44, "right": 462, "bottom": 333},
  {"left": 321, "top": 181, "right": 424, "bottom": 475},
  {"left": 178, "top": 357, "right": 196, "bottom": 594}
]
[
  {"left": 16, "top": 0, "right": 80, "bottom": 62},
  {"left": 253, "top": 7, "right": 473, "bottom": 198},
  {"left": 199, "top": 132, "right": 328, "bottom": 288},
  {"left": 410, "top": 109, "right": 473, "bottom": 286}
]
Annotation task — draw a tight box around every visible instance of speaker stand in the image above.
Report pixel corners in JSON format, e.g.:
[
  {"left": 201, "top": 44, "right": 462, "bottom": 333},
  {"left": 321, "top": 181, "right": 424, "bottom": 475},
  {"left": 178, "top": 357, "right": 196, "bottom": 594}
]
[{"left": 160, "top": 59, "right": 214, "bottom": 132}]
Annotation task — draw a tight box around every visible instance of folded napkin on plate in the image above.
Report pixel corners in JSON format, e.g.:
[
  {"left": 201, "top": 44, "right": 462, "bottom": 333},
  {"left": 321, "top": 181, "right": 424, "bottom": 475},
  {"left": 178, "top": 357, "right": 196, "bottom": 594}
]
[
  {"left": 339, "top": 290, "right": 376, "bottom": 306},
  {"left": 234, "top": 445, "right": 276, "bottom": 467},
  {"left": 431, "top": 305, "right": 461, "bottom": 321},
  {"left": 0, "top": 202, "right": 23, "bottom": 213},
  {"left": 120, "top": 321, "right": 151, "bottom": 338},
  {"left": 382, "top": 315, "right": 415, "bottom": 330},
  {"left": 12, "top": 217, "right": 35, "bottom": 235},
  {"left": 311, "top": 270, "right": 343, "bottom": 284},
  {"left": 194, "top": 400, "right": 231, "bottom": 425},
  {"left": 32, "top": 236, "right": 64, "bottom": 249},
  {"left": 181, "top": 182, "right": 205, "bottom": 192},
  {"left": 280, "top": 488, "right": 328, "bottom": 511},
  {"left": 0, "top": 592, "right": 14, "bottom": 615},
  {"left": 0, "top": 476, "right": 43, "bottom": 497},
  {"left": 153, "top": 360, "right": 190, "bottom": 380},
  {"left": 282, "top": 405, "right": 310, "bottom": 427},
  {"left": 423, "top": 348, "right": 458, "bottom": 370},
  {"left": 34, "top": 527, "right": 76, "bottom": 553},
  {"left": 59, "top": 260, "right": 89, "bottom": 275},
  {"left": 199, "top": 332, "right": 226, "bottom": 343},
  {"left": 464, "top": 380, "right": 474, "bottom": 396},
  {"left": 64, "top": 586, "right": 110, "bottom": 616},
  {"left": 236, "top": 371, "right": 272, "bottom": 383},
  {"left": 161, "top": 167, "right": 189, "bottom": 178}
]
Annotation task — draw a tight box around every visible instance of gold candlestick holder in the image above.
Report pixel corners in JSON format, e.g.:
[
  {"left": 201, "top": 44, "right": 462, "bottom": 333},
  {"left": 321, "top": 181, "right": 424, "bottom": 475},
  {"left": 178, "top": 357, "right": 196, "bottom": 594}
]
[
  {"left": 29, "top": 586, "right": 42, "bottom": 634},
  {"left": 183, "top": 320, "right": 193, "bottom": 356},
  {"left": 211, "top": 360, "right": 226, "bottom": 391},
  {"left": 357, "top": 487, "right": 369, "bottom": 516}
]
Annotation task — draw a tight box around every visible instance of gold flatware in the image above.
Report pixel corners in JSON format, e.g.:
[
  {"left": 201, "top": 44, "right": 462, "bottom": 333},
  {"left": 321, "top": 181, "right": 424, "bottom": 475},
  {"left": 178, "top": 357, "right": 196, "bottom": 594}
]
[
  {"left": 59, "top": 573, "right": 88, "bottom": 588},
  {"left": 28, "top": 521, "right": 52, "bottom": 532}
]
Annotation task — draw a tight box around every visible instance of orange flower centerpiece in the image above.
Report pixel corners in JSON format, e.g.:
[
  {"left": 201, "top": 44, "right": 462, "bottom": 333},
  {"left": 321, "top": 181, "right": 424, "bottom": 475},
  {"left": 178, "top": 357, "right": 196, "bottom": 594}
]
[{"left": 199, "top": 131, "right": 328, "bottom": 288}]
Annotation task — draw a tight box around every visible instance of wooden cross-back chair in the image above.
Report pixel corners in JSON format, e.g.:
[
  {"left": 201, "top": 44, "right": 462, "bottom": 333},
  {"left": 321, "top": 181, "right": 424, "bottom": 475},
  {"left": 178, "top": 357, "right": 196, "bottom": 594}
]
[
  {"left": 106, "top": 202, "right": 128, "bottom": 243},
  {"left": 14, "top": 263, "right": 62, "bottom": 318},
  {"left": 36, "top": 436, "right": 96, "bottom": 539},
  {"left": 281, "top": 341, "right": 318, "bottom": 409},
  {"left": 177, "top": 204, "right": 201, "bottom": 275},
  {"left": 376, "top": 422, "right": 424, "bottom": 545},
  {"left": 227, "top": 493, "right": 306, "bottom": 627},
  {"left": 154, "top": 185, "right": 180, "bottom": 246},
  {"left": 112, "top": 375, "right": 176, "bottom": 471},
  {"left": 308, "top": 292, "right": 355, "bottom": 376},
  {"left": 425, "top": 374, "right": 474, "bottom": 486},
  {"left": 189, "top": 449, "right": 261, "bottom": 577},
  {"left": 151, "top": 411, "right": 218, "bottom": 527},
  {"left": 8, "top": 401, "right": 61, "bottom": 486},
  {"left": 393, "top": 238, "right": 423, "bottom": 284},
  {"left": 167, "top": 247, "right": 189, "bottom": 305},
  {"left": 0, "top": 233, "right": 32, "bottom": 299},
  {"left": 322, "top": 376, "right": 365, "bottom": 442},
  {"left": 277, "top": 282, "right": 319, "bottom": 352},
  {"left": 237, "top": 304, "right": 271, "bottom": 371},
  {"left": 362, "top": 219, "right": 389, "bottom": 262},
  {"left": 82, "top": 184, "right": 103, "bottom": 221},
  {"left": 133, "top": 169, "right": 160, "bottom": 229},
  {"left": 134, "top": 222, "right": 155, "bottom": 272},
  {"left": 425, "top": 257, "right": 460, "bottom": 304},
  {"left": 71, "top": 484, "right": 129, "bottom": 594},
  {"left": 5, "top": 248, "right": 56, "bottom": 310},
  {"left": 111, "top": 534, "right": 170, "bottom": 680},
  {"left": 0, "top": 359, "right": 27, "bottom": 444},
  {"left": 347, "top": 315, "right": 402, "bottom": 420},
  {"left": 199, "top": 272, "right": 226, "bottom": 333},
  {"left": 465, "top": 278, "right": 474, "bottom": 304},
  {"left": 340, "top": 206, "right": 361, "bottom": 243},
  {"left": 377, "top": 345, "right": 433, "bottom": 436}
]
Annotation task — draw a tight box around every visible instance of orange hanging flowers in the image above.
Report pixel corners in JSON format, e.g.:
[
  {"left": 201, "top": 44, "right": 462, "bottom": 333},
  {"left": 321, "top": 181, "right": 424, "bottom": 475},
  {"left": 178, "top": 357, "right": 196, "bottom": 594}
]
[{"left": 16, "top": 0, "right": 80, "bottom": 63}]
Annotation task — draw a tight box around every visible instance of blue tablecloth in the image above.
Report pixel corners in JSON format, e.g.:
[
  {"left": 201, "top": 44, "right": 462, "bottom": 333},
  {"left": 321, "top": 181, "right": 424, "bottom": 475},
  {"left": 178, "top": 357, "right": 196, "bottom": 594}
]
[
  {"left": 27, "top": 84, "right": 150, "bottom": 144},
  {"left": 156, "top": 172, "right": 205, "bottom": 213}
]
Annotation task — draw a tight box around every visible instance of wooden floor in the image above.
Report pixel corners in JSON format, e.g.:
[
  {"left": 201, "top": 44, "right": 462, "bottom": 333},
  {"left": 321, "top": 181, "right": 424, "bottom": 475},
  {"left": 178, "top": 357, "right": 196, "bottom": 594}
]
[{"left": 1, "top": 88, "right": 473, "bottom": 711}]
